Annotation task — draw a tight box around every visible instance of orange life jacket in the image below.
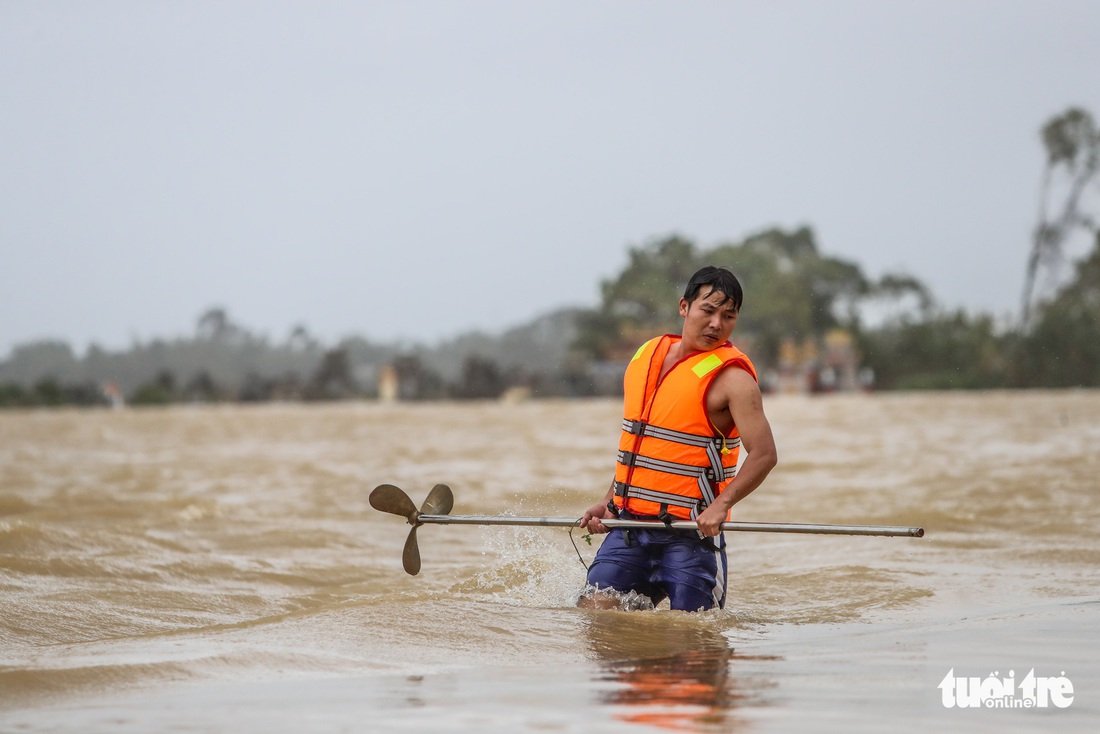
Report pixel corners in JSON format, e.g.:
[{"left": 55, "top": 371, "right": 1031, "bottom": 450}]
[{"left": 613, "top": 334, "right": 758, "bottom": 521}]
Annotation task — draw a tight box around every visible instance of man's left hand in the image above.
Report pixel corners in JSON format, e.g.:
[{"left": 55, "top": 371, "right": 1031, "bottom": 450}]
[{"left": 695, "top": 504, "right": 727, "bottom": 537}]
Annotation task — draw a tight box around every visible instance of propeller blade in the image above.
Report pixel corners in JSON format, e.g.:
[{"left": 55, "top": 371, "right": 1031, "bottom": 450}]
[
  {"left": 369, "top": 484, "right": 418, "bottom": 521},
  {"left": 402, "top": 526, "right": 421, "bottom": 576},
  {"left": 420, "top": 483, "right": 454, "bottom": 516}
]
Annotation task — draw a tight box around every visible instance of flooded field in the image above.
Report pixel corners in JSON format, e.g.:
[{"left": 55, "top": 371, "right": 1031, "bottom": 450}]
[{"left": 1, "top": 391, "right": 1097, "bottom": 731}]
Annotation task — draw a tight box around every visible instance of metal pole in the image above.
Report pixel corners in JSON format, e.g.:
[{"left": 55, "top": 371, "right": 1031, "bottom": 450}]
[{"left": 417, "top": 514, "right": 924, "bottom": 538}]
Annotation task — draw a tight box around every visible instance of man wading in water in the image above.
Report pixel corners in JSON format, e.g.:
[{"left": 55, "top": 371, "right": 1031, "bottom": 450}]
[{"left": 578, "top": 266, "right": 778, "bottom": 612}]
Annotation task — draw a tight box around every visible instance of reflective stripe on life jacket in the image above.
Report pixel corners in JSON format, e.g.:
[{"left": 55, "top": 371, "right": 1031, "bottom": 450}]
[{"left": 613, "top": 334, "right": 757, "bottom": 521}]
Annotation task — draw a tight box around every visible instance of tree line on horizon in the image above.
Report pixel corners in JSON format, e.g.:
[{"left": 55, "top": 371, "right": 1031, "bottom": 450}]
[
  {"left": 0, "top": 305, "right": 591, "bottom": 407},
  {"left": 2, "top": 107, "right": 1098, "bottom": 408}
]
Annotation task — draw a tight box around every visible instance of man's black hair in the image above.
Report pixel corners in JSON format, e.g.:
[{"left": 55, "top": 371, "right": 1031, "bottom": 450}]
[{"left": 683, "top": 266, "right": 743, "bottom": 311}]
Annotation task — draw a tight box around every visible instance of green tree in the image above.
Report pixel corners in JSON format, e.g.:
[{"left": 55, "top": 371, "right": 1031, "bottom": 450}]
[
  {"left": 130, "top": 370, "right": 177, "bottom": 405},
  {"left": 708, "top": 227, "right": 868, "bottom": 362},
  {"left": 392, "top": 355, "right": 446, "bottom": 401},
  {"left": 589, "top": 235, "right": 702, "bottom": 357},
  {"left": 185, "top": 371, "right": 223, "bottom": 403},
  {"left": 1022, "top": 107, "right": 1100, "bottom": 327},
  {"left": 453, "top": 355, "right": 506, "bottom": 399},
  {"left": 33, "top": 378, "right": 65, "bottom": 406},
  {"left": 0, "top": 383, "right": 32, "bottom": 407},
  {"left": 574, "top": 228, "right": 870, "bottom": 366},
  {"left": 857, "top": 311, "right": 1005, "bottom": 390},
  {"left": 1012, "top": 233, "right": 1100, "bottom": 386},
  {"left": 306, "top": 348, "right": 357, "bottom": 400}
]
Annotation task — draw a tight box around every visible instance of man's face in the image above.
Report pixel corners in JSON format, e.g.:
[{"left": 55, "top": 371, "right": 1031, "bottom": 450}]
[{"left": 679, "top": 287, "right": 738, "bottom": 352}]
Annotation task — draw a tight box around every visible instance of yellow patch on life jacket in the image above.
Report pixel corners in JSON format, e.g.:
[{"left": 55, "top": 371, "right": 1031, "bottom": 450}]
[
  {"left": 631, "top": 340, "right": 652, "bottom": 362},
  {"left": 691, "top": 353, "right": 724, "bottom": 378}
]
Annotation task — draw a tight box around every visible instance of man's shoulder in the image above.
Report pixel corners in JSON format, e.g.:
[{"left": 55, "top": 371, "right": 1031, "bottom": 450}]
[
  {"left": 713, "top": 360, "right": 759, "bottom": 390},
  {"left": 714, "top": 344, "right": 757, "bottom": 377}
]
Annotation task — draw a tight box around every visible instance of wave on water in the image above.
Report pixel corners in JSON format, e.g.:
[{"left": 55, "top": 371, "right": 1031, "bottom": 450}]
[{"left": 3, "top": 395, "right": 1099, "bottom": 728}]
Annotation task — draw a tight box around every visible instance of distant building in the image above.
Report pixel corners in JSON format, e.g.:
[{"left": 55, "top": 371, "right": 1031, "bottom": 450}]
[
  {"left": 774, "top": 330, "right": 864, "bottom": 394},
  {"left": 377, "top": 364, "right": 398, "bottom": 403}
]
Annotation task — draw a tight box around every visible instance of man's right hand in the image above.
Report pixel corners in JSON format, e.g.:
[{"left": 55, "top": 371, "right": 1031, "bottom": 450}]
[{"left": 580, "top": 502, "right": 613, "bottom": 534}]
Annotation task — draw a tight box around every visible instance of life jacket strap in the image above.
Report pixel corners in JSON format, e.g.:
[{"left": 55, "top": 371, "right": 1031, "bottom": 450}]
[
  {"left": 620, "top": 419, "right": 740, "bottom": 485},
  {"left": 616, "top": 450, "right": 736, "bottom": 482},
  {"left": 621, "top": 419, "right": 741, "bottom": 451},
  {"left": 614, "top": 481, "right": 703, "bottom": 512}
]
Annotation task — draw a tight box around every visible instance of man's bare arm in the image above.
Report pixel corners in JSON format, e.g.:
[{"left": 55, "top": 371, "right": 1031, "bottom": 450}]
[{"left": 696, "top": 367, "right": 777, "bottom": 536}]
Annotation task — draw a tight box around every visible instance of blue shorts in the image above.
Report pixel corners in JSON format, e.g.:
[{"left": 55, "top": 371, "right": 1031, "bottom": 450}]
[{"left": 585, "top": 514, "right": 728, "bottom": 611}]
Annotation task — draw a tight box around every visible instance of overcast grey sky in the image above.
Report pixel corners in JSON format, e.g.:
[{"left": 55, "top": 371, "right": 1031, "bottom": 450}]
[{"left": 2, "top": 1, "right": 1098, "bottom": 356}]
